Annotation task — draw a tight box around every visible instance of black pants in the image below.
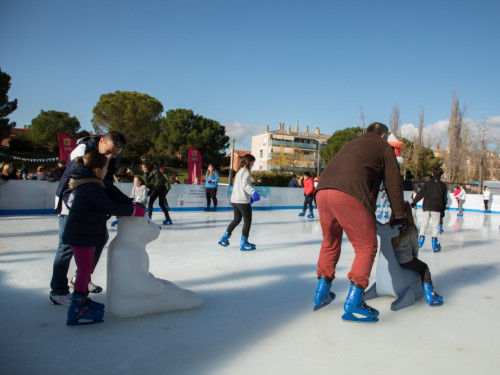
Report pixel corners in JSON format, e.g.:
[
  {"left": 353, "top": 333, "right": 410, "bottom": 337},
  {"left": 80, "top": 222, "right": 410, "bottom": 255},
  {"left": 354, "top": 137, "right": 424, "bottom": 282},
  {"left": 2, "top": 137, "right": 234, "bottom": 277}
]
[
  {"left": 206, "top": 188, "right": 218, "bottom": 207},
  {"left": 400, "top": 258, "right": 432, "bottom": 285},
  {"left": 303, "top": 194, "right": 314, "bottom": 212},
  {"left": 148, "top": 186, "right": 170, "bottom": 220},
  {"left": 484, "top": 200, "right": 489, "bottom": 210},
  {"left": 227, "top": 203, "right": 252, "bottom": 238}
]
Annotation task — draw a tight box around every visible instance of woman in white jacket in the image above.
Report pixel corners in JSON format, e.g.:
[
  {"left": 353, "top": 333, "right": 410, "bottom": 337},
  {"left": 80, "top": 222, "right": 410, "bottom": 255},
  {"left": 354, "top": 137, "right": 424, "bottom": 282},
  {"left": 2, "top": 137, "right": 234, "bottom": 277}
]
[
  {"left": 457, "top": 184, "right": 466, "bottom": 217},
  {"left": 218, "top": 154, "right": 260, "bottom": 251}
]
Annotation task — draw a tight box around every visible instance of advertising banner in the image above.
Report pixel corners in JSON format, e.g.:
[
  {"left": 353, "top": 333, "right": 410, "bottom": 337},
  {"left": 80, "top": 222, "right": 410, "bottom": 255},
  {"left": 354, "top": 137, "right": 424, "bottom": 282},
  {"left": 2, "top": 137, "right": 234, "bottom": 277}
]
[
  {"left": 57, "top": 132, "right": 76, "bottom": 163},
  {"left": 187, "top": 146, "right": 202, "bottom": 184}
]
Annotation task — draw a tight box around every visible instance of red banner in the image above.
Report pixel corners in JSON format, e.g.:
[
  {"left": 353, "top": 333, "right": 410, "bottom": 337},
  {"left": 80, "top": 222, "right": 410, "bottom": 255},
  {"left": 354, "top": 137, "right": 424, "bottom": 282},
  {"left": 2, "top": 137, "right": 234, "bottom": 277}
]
[
  {"left": 187, "top": 146, "right": 202, "bottom": 184},
  {"left": 57, "top": 132, "right": 76, "bottom": 163}
]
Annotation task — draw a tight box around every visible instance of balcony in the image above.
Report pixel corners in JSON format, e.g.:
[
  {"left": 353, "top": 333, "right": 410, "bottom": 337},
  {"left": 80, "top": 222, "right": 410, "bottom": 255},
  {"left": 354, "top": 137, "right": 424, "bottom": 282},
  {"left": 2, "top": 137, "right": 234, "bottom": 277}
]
[{"left": 269, "top": 139, "right": 317, "bottom": 150}]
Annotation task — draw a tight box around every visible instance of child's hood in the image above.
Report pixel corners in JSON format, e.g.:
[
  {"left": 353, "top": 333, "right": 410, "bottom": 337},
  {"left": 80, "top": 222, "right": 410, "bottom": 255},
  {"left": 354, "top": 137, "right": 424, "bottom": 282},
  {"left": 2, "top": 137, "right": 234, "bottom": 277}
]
[{"left": 68, "top": 163, "right": 105, "bottom": 190}]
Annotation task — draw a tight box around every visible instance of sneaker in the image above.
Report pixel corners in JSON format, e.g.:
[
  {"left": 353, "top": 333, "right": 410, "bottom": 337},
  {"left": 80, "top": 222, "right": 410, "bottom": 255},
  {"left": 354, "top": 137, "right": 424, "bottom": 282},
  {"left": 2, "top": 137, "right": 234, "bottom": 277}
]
[
  {"left": 50, "top": 291, "right": 72, "bottom": 306},
  {"left": 70, "top": 277, "right": 103, "bottom": 294}
]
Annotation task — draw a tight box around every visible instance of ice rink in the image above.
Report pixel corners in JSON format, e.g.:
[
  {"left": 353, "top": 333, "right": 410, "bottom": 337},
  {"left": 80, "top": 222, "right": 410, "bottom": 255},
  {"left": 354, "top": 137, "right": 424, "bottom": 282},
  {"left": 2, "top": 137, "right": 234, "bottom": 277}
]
[{"left": 0, "top": 208, "right": 499, "bottom": 375}]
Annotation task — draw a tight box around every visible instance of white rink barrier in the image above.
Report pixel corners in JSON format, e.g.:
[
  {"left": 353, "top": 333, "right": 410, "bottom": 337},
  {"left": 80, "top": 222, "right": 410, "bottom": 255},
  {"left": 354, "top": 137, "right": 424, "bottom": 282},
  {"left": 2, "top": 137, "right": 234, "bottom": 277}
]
[{"left": 0, "top": 180, "right": 498, "bottom": 215}]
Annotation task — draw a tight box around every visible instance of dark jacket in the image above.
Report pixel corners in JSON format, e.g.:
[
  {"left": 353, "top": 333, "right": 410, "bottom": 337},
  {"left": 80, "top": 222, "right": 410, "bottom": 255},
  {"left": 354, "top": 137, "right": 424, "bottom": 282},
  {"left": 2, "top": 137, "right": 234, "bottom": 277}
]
[
  {"left": 62, "top": 163, "right": 134, "bottom": 247},
  {"left": 46, "top": 166, "right": 66, "bottom": 182},
  {"left": 315, "top": 131, "right": 405, "bottom": 219},
  {"left": 55, "top": 136, "right": 121, "bottom": 213},
  {"left": 144, "top": 167, "right": 167, "bottom": 192},
  {"left": 411, "top": 177, "right": 448, "bottom": 213}
]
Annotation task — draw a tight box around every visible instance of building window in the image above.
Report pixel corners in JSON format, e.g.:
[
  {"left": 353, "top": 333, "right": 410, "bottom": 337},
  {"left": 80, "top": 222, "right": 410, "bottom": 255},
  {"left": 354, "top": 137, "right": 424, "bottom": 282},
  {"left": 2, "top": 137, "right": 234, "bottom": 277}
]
[
  {"left": 263, "top": 137, "right": 267, "bottom": 145},
  {"left": 260, "top": 149, "right": 263, "bottom": 158}
]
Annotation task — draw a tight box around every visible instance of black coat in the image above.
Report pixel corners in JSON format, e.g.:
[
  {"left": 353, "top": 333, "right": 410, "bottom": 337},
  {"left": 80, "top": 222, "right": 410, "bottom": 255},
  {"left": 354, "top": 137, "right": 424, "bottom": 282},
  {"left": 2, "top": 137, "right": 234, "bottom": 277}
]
[
  {"left": 62, "top": 163, "right": 134, "bottom": 247},
  {"left": 411, "top": 177, "right": 448, "bottom": 213},
  {"left": 55, "top": 136, "right": 121, "bottom": 213}
]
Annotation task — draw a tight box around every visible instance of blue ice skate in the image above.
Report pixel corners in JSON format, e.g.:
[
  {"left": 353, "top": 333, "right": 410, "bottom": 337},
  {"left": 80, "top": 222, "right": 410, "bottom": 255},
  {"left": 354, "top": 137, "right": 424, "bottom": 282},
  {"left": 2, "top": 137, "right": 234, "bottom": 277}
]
[
  {"left": 163, "top": 218, "right": 173, "bottom": 225},
  {"left": 384, "top": 212, "right": 389, "bottom": 219},
  {"left": 377, "top": 211, "right": 383, "bottom": 219},
  {"left": 211, "top": 207, "right": 217, "bottom": 211},
  {"left": 418, "top": 235, "right": 425, "bottom": 248},
  {"left": 218, "top": 232, "right": 230, "bottom": 247},
  {"left": 438, "top": 225, "right": 443, "bottom": 235},
  {"left": 240, "top": 236, "right": 256, "bottom": 251},
  {"left": 313, "top": 276, "right": 336, "bottom": 311},
  {"left": 341, "top": 283, "right": 379, "bottom": 323},
  {"left": 432, "top": 237, "right": 441, "bottom": 252},
  {"left": 298, "top": 211, "right": 306, "bottom": 217},
  {"left": 204, "top": 206, "right": 211, "bottom": 212},
  {"left": 307, "top": 212, "right": 314, "bottom": 219},
  {"left": 423, "top": 283, "right": 444, "bottom": 306},
  {"left": 67, "top": 294, "right": 104, "bottom": 326}
]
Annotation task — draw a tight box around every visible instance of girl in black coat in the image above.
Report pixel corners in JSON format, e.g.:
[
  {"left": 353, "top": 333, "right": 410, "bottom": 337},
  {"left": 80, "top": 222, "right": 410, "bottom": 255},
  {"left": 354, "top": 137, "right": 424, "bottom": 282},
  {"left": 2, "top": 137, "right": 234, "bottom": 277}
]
[{"left": 62, "top": 151, "right": 145, "bottom": 325}]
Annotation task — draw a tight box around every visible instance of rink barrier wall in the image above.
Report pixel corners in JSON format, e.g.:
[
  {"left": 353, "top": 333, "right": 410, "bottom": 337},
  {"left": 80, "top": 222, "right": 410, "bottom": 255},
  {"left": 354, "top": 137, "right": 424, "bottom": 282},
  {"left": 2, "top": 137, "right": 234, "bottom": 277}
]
[{"left": 0, "top": 180, "right": 498, "bottom": 215}]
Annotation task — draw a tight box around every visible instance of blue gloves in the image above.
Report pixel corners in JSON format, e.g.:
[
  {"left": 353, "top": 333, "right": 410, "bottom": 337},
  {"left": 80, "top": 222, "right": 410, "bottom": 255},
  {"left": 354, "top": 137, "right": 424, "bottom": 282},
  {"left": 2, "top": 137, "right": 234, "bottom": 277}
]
[{"left": 250, "top": 191, "right": 260, "bottom": 204}]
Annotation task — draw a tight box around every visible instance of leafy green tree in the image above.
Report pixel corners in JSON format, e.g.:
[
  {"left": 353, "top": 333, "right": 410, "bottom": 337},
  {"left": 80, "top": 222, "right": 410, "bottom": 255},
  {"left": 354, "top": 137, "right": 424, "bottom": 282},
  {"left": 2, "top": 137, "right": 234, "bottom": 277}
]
[
  {"left": 27, "top": 110, "right": 80, "bottom": 151},
  {"left": 0, "top": 68, "right": 18, "bottom": 141},
  {"left": 92, "top": 91, "right": 164, "bottom": 159},
  {"left": 155, "top": 109, "right": 230, "bottom": 167},
  {"left": 320, "top": 126, "right": 364, "bottom": 164},
  {"left": 400, "top": 137, "right": 442, "bottom": 180}
]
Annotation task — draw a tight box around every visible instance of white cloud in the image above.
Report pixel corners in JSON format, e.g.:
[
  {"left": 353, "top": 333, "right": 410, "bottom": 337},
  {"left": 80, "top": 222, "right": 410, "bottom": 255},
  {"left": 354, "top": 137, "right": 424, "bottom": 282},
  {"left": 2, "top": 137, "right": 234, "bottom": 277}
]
[{"left": 223, "top": 121, "right": 267, "bottom": 150}]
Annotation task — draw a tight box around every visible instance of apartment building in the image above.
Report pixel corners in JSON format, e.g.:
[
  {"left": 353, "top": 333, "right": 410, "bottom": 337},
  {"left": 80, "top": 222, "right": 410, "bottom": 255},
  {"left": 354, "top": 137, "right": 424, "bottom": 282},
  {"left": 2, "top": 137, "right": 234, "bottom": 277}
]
[{"left": 251, "top": 123, "right": 330, "bottom": 174}]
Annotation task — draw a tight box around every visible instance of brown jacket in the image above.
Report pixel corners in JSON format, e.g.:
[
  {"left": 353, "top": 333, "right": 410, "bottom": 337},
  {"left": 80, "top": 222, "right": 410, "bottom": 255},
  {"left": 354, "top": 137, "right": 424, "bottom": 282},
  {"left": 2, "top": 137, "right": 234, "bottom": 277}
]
[{"left": 315, "top": 132, "right": 405, "bottom": 219}]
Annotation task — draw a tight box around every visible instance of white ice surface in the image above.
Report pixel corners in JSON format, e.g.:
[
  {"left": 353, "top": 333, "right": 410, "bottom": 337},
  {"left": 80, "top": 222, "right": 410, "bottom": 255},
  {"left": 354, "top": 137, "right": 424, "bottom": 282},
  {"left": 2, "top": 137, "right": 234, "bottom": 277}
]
[{"left": 0, "top": 209, "right": 499, "bottom": 375}]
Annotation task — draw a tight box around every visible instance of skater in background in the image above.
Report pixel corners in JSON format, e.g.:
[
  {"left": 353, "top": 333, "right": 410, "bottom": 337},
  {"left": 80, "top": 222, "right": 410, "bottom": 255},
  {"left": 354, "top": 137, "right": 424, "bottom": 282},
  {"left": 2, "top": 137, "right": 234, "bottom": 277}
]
[
  {"left": 456, "top": 184, "right": 466, "bottom": 217},
  {"left": 390, "top": 202, "right": 443, "bottom": 306},
  {"left": 62, "top": 151, "right": 145, "bottom": 325},
  {"left": 377, "top": 184, "right": 390, "bottom": 219},
  {"left": 204, "top": 164, "right": 219, "bottom": 211},
  {"left": 111, "top": 175, "right": 148, "bottom": 227},
  {"left": 50, "top": 131, "right": 127, "bottom": 306},
  {"left": 288, "top": 174, "right": 300, "bottom": 187},
  {"left": 411, "top": 167, "right": 447, "bottom": 252},
  {"left": 312, "top": 122, "right": 406, "bottom": 323},
  {"left": 218, "top": 154, "right": 260, "bottom": 251},
  {"left": 483, "top": 186, "right": 491, "bottom": 212},
  {"left": 142, "top": 160, "right": 172, "bottom": 225},
  {"left": 130, "top": 176, "right": 148, "bottom": 206},
  {"left": 298, "top": 171, "right": 315, "bottom": 218}
]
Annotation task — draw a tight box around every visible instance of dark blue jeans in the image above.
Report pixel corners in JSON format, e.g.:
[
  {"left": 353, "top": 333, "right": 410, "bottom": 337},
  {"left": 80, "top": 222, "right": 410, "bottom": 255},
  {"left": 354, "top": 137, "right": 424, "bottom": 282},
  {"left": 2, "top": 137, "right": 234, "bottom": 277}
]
[{"left": 50, "top": 215, "right": 108, "bottom": 295}]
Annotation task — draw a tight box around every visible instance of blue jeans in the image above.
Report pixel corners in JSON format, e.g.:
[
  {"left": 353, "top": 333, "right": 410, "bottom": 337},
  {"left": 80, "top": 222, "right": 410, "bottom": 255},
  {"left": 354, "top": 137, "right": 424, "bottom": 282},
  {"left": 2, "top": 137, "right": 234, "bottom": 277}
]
[{"left": 50, "top": 215, "right": 108, "bottom": 295}]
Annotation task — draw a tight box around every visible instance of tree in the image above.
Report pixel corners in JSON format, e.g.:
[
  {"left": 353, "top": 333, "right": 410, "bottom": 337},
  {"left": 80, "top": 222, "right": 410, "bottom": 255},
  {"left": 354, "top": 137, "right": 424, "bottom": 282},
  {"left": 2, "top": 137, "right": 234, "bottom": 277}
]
[
  {"left": 400, "top": 137, "right": 441, "bottom": 181},
  {"left": 0, "top": 68, "right": 18, "bottom": 141},
  {"left": 92, "top": 91, "right": 164, "bottom": 159},
  {"left": 155, "top": 109, "right": 230, "bottom": 167},
  {"left": 27, "top": 110, "right": 80, "bottom": 151},
  {"left": 320, "top": 127, "right": 364, "bottom": 164},
  {"left": 389, "top": 105, "right": 400, "bottom": 138},
  {"left": 446, "top": 92, "right": 468, "bottom": 184},
  {"left": 268, "top": 145, "right": 310, "bottom": 172}
]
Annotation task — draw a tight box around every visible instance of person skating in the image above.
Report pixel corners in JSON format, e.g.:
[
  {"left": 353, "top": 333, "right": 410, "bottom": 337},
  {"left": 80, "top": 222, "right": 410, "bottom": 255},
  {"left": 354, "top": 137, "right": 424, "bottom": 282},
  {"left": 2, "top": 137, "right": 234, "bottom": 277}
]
[
  {"left": 50, "top": 131, "right": 127, "bottom": 306},
  {"left": 142, "top": 161, "right": 172, "bottom": 225},
  {"left": 312, "top": 123, "right": 406, "bottom": 322},
  {"left": 390, "top": 202, "right": 443, "bottom": 306},
  {"left": 204, "top": 164, "right": 219, "bottom": 211},
  {"left": 411, "top": 167, "right": 448, "bottom": 252},
  {"left": 298, "top": 171, "right": 315, "bottom": 218},
  {"left": 62, "top": 151, "right": 145, "bottom": 325},
  {"left": 218, "top": 154, "right": 260, "bottom": 251}
]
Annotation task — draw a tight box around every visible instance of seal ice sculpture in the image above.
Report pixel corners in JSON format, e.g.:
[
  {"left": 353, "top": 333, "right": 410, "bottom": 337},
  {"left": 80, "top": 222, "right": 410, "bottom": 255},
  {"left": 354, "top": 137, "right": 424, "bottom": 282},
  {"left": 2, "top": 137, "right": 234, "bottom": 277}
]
[
  {"left": 107, "top": 216, "right": 203, "bottom": 318},
  {"left": 364, "top": 221, "right": 423, "bottom": 311}
]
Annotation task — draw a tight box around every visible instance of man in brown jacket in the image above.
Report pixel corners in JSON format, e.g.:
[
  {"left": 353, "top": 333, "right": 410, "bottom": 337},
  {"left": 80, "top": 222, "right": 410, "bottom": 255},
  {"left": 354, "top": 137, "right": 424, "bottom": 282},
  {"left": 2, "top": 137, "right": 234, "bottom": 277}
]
[{"left": 312, "top": 122, "right": 406, "bottom": 322}]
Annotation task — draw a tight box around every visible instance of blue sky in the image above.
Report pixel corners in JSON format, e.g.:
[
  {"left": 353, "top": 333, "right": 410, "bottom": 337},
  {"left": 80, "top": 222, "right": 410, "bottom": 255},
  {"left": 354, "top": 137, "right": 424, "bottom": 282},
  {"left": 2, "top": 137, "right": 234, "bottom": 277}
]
[{"left": 2, "top": 0, "right": 499, "bottom": 150}]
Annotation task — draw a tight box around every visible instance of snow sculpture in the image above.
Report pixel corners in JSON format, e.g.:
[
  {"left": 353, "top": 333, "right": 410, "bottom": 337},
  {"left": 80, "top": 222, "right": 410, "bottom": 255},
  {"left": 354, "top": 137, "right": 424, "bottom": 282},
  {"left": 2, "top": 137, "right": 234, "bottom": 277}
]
[
  {"left": 364, "top": 221, "right": 423, "bottom": 311},
  {"left": 107, "top": 216, "right": 203, "bottom": 318}
]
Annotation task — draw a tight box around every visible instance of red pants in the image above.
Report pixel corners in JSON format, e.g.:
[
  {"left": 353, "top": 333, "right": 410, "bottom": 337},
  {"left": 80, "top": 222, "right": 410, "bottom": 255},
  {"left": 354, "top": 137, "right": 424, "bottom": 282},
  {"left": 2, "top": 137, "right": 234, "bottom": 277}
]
[
  {"left": 71, "top": 246, "right": 95, "bottom": 294},
  {"left": 316, "top": 189, "right": 377, "bottom": 289}
]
